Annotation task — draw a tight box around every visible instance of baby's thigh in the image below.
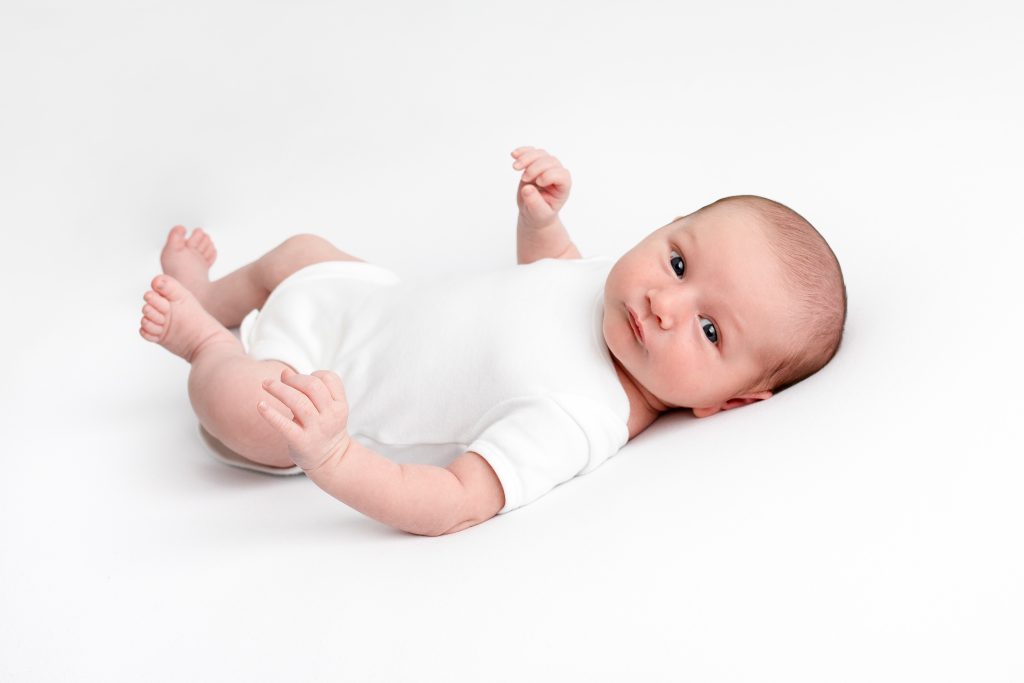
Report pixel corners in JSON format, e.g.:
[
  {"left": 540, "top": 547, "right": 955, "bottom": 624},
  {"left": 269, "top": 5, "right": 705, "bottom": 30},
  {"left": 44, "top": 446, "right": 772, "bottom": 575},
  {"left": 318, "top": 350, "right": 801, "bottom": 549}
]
[
  {"left": 191, "top": 355, "right": 298, "bottom": 469},
  {"left": 261, "top": 234, "right": 366, "bottom": 292}
]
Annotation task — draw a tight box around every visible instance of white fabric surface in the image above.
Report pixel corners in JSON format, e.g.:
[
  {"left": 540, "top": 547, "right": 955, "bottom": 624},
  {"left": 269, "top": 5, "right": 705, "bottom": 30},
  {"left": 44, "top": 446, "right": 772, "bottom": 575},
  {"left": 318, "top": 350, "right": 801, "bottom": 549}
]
[{"left": 237, "top": 257, "right": 629, "bottom": 513}]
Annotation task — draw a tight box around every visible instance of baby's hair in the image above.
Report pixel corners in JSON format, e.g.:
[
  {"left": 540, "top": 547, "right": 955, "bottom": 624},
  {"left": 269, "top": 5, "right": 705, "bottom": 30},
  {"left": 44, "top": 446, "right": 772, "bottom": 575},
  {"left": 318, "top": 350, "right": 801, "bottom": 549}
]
[{"left": 694, "top": 194, "right": 847, "bottom": 395}]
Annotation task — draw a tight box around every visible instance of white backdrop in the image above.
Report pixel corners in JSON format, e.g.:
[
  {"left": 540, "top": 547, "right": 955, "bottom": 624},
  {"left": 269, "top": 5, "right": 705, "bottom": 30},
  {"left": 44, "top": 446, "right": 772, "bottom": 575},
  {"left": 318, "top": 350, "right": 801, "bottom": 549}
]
[{"left": 2, "top": 1, "right": 1022, "bottom": 681}]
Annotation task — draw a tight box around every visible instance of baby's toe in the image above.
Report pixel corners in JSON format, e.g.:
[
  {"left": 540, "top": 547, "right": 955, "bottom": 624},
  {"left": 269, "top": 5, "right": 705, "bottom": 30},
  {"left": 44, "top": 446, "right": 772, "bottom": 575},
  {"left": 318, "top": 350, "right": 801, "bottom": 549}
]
[
  {"left": 144, "top": 290, "right": 171, "bottom": 313},
  {"left": 141, "top": 317, "right": 165, "bottom": 337},
  {"left": 167, "top": 225, "right": 186, "bottom": 248},
  {"left": 186, "top": 228, "right": 206, "bottom": 249},
  {"left": 151, "top": 274, "right": 189, "bottom": 302},
  {"left": 143, "top": 303, "right": 166, "bottom": 325}
]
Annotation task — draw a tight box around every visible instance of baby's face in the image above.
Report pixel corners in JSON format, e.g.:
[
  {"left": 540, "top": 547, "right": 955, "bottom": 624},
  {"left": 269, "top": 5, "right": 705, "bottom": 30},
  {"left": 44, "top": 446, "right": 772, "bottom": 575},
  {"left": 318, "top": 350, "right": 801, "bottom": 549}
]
[{"left": 603, "top": 203, "right": 792, "bottom": 415}]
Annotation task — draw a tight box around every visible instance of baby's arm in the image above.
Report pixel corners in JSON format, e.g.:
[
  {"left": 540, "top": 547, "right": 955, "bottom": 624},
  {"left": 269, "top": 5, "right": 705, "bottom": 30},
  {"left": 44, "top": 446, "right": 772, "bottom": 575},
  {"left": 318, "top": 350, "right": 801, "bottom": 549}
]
[
  {"left": 512, "top": 146, "right": 582, "bottom": 264},
  {"left": 308, "top": 444, "right": 504, "bottom": 536},
  {"left": 258, "top": 367, "right": 505, "bottom": 536}
]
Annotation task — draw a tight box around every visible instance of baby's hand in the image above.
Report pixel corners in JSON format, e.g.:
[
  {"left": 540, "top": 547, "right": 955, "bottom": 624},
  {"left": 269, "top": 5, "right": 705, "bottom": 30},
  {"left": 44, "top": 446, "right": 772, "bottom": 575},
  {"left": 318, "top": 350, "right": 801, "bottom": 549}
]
[
  {"left": 512, "top": 146, "right": 572, "bottom": 230},
  {"left": 257, "top": 367, "right": 351, "bottom": 472}
]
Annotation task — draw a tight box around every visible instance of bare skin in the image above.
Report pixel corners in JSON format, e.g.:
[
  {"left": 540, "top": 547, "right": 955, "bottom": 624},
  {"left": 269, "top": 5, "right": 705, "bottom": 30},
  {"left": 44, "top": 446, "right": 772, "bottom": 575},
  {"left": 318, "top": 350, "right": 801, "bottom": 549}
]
[
  {"left": 139, "top": 147, "right": 808, "bottom": 536},
  {"left": 141, "top": 227, "right": 505, "bottom": 535},
  {"left": 157, "top": 226, "right": 362, "bottom": 328},
  {"left": 141, "top": 228, "right": 362, "bottom": 467}
]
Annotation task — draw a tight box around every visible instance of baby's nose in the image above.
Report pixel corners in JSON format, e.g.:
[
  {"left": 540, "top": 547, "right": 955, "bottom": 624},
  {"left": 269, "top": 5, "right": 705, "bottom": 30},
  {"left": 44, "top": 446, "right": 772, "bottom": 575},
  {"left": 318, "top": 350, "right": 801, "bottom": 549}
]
[{"left": 648, "top": 288, "right": 693, "bottom": 328}]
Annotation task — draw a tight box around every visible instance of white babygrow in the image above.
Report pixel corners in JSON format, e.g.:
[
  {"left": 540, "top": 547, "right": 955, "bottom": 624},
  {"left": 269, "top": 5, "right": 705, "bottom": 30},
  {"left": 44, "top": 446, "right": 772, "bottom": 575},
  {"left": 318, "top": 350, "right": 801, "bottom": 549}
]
[{"left": 236, "top": 257, "right": 630, "bottom": 514}]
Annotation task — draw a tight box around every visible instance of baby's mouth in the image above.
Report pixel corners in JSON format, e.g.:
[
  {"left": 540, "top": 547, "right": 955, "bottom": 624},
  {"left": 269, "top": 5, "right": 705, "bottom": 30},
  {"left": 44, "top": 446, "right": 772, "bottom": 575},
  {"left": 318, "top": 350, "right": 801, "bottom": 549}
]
[{"left": 627, "top": 305, "right": 644, "bottom": 344}]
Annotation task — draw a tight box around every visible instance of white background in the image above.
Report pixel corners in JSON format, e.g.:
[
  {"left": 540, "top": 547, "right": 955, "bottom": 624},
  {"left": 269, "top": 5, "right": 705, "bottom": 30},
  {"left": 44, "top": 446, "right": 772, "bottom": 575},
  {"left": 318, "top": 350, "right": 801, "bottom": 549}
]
[{"left": 2, "top": 1, "right": 1022, "bottom": 681}]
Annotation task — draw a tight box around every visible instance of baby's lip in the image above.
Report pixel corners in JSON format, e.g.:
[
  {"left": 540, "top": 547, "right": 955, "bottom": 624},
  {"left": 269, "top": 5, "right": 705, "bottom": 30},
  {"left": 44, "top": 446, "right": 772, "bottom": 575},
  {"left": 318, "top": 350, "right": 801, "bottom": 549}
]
[{"left": 627, "top": 305, "right": 645, "bottom": 344}]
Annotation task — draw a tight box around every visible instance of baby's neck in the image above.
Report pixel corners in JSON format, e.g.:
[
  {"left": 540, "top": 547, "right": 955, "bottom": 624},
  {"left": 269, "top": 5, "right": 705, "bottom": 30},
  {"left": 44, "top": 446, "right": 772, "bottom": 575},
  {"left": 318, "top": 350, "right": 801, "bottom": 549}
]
[{"left": 611, "top": 358, "right": 666, "bottom": 439}]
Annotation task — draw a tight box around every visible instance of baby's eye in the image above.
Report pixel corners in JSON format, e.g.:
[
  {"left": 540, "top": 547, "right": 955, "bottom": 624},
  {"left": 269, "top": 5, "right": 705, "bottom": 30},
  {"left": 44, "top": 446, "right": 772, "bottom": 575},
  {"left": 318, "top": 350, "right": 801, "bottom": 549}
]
[
  {"left": 669, "top": 250, "right": 686, "bottom": 278},
  {"left": 700, "top": 316, "right": 719, "bottom": 344}
]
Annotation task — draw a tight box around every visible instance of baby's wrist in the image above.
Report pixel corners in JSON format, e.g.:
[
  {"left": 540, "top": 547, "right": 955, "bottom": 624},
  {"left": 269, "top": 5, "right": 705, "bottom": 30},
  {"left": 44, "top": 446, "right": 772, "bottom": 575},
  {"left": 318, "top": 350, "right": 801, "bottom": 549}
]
[
  {"left": 300, "top": 432, "right": 353, "bottom": 474},
  {"left": 517, "top": 213, "right": 561, "bottom": 233}
]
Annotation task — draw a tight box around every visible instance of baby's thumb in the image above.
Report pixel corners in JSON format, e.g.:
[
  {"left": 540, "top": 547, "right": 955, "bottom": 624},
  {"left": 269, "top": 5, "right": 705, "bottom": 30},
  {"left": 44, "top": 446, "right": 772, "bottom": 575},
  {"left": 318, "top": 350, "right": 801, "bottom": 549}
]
[{"left": 521, "top": 184, "right": 553, "bottom": 218}]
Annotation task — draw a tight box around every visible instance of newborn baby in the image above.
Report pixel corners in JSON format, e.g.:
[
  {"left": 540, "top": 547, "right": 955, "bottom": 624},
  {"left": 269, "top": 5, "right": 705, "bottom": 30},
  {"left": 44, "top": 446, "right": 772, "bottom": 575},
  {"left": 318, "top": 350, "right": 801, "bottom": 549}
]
[{"left": 139, "top": 146, "right": 846, "bottom": 536}]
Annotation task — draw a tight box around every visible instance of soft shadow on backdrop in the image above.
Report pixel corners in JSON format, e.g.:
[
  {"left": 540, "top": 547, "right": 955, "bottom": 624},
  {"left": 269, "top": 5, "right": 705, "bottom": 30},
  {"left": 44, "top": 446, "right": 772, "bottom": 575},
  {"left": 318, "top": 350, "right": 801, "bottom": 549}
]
[{"left": 1, "top": 1, "right": 1021, "bottom": 681}]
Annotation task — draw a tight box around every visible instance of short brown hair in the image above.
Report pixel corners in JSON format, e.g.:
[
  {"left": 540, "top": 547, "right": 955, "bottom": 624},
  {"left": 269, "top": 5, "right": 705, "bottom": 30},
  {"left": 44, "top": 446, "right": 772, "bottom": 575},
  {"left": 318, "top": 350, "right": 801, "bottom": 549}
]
[{"left": 696, "top": 195, "right": 847, "bottom": 394}]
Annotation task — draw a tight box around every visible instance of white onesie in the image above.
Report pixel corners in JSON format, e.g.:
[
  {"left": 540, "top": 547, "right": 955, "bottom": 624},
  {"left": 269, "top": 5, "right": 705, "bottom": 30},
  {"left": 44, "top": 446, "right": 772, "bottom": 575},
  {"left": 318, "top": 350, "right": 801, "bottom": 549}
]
[{"left": 233, "top": 257, "right": 630, "bottom": 514}]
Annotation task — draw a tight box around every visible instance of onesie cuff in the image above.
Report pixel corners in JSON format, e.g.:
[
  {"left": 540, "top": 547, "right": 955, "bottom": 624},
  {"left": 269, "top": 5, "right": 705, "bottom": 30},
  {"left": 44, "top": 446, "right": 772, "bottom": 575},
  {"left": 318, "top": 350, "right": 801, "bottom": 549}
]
[
  {"left": 243, "top": 341, "right": 317, "bottom": 376},
  {"left": 469, "top": 440, "right": 522, "bottom": 515}
]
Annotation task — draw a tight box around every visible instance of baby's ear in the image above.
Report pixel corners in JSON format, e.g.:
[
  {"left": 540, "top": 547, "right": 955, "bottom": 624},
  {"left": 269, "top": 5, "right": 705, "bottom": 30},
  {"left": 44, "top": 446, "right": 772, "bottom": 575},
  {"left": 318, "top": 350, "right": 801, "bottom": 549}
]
[
  {"left": 691, "top": 405, "right": 720, "bottom": 418},
  {"left": 692, "top": 390, "right": 772, "bottom": 419}
]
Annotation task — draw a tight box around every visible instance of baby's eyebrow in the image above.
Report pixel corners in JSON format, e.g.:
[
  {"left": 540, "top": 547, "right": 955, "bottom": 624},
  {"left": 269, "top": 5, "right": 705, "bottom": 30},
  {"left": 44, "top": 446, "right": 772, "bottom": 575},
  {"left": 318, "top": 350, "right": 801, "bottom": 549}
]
[{"left": 683, "top": 228, "right": 700, "bottom": 252}]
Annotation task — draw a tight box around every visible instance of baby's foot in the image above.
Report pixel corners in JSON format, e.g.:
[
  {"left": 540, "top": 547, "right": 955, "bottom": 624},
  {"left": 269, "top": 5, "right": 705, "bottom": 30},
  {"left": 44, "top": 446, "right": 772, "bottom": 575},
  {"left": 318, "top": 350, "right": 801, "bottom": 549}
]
[
  {"left": 139, "top": 275, "right": 237, "bottom": 363},
  {"left": 160, "top": 226, "right": 217, "bottom": 305}
]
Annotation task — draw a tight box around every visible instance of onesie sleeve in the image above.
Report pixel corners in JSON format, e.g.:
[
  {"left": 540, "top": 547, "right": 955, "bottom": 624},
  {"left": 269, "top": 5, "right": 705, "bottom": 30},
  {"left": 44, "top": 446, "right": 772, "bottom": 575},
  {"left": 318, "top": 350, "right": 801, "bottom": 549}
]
[{"left": 468, "top": 394, "right": 629, "bottom": 514}]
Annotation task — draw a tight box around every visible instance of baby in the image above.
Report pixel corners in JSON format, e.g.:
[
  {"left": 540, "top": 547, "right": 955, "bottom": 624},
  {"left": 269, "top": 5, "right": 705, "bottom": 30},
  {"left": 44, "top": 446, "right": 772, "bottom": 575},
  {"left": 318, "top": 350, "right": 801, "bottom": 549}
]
[{"left": 139, "top": 146, "right": 846, "bottom": 536}]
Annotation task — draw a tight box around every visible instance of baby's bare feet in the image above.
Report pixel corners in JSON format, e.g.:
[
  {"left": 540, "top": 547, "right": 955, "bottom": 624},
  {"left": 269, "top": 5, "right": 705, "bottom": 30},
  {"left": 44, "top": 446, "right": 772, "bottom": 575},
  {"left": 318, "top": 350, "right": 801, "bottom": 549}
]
[
  {"left": 160, "top": 226, "right": 217, "bottom": 305},
  {"left": 139, "top": 275, "right": 237, "bottom": 363}
]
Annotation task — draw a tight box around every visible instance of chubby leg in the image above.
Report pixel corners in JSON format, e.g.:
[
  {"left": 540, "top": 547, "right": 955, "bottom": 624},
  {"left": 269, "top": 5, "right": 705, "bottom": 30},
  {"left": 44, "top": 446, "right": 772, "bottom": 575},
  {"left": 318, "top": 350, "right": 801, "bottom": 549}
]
[
  {"left": 161, "top": 229, "right": 362, "bottom": 328},
  {"left": 140, "top": 275, "right": 294, "bottom": 467}
]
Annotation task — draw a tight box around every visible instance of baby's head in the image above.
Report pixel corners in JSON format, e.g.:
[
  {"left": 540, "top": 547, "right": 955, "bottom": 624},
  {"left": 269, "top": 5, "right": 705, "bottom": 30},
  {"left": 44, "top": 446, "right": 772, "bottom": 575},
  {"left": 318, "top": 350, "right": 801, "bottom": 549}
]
[{"left": 603, "top": 195, "right": 846, "bottom": 418}]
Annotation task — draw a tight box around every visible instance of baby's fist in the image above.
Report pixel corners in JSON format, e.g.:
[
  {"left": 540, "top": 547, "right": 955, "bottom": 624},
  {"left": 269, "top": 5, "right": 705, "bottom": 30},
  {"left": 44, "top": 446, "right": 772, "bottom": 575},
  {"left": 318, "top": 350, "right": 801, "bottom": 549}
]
[
  {"left": 257, "top": 367, "right": 352, "bottom": 472},
  {"left": 512, "top": 146, "right": 572, "bottom": 230}
]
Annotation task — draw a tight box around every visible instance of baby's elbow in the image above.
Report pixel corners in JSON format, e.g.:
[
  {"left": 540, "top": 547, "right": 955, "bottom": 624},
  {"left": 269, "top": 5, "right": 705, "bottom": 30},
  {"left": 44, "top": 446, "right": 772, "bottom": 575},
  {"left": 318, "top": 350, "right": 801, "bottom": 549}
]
[
  {"left": 393, "top": 499, "right": 491, "bottom": 537},
  {"left": 396, "top": 516, "right": 483, "bottom": 537},
  {"left": 434, "top": 513, "right": 495, "bottom": 536},
  {"left": 395, "top": 452, "right": 505, "bottom": 536}
]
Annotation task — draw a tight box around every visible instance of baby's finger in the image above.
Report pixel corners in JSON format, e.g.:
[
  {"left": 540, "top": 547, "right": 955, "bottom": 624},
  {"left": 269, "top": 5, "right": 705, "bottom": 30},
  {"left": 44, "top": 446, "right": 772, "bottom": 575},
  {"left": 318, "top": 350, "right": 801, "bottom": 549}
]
[
  {"left": 536, "top": 166, "right": 570, "bottom": 188},
  {"left": 511, "top": 146, "right": 535, "bottom": 158},
  {"left": 261, "top": 377, "right": 318, "bottom": 426},
  {"left": 520, "top": 184, "right": 555, "bottom": 219},
  {"left": 280, "top": 368, "right": 334, "bottom": 413},
  {"left": 311, "top": 370, "right": 347, "bottom": 403},
  {"left": 512, "top": 148, "right": 550, "bottom": 170},
  {"left": 521, "top": 157, "right": 560, "bottom": 184},
  {"left": 257, "top": 400, "right": 304, "bottom": 442}
]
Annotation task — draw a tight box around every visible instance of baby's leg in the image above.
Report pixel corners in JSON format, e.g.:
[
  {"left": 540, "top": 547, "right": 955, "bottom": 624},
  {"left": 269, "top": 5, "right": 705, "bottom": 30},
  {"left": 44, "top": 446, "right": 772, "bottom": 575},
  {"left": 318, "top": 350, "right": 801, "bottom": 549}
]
[
  {"left": 161, "top": 229, "right": 363, "bottom": 328},
  {"left": 140, "top": 275, "right": 295, "bottom": 467}
]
